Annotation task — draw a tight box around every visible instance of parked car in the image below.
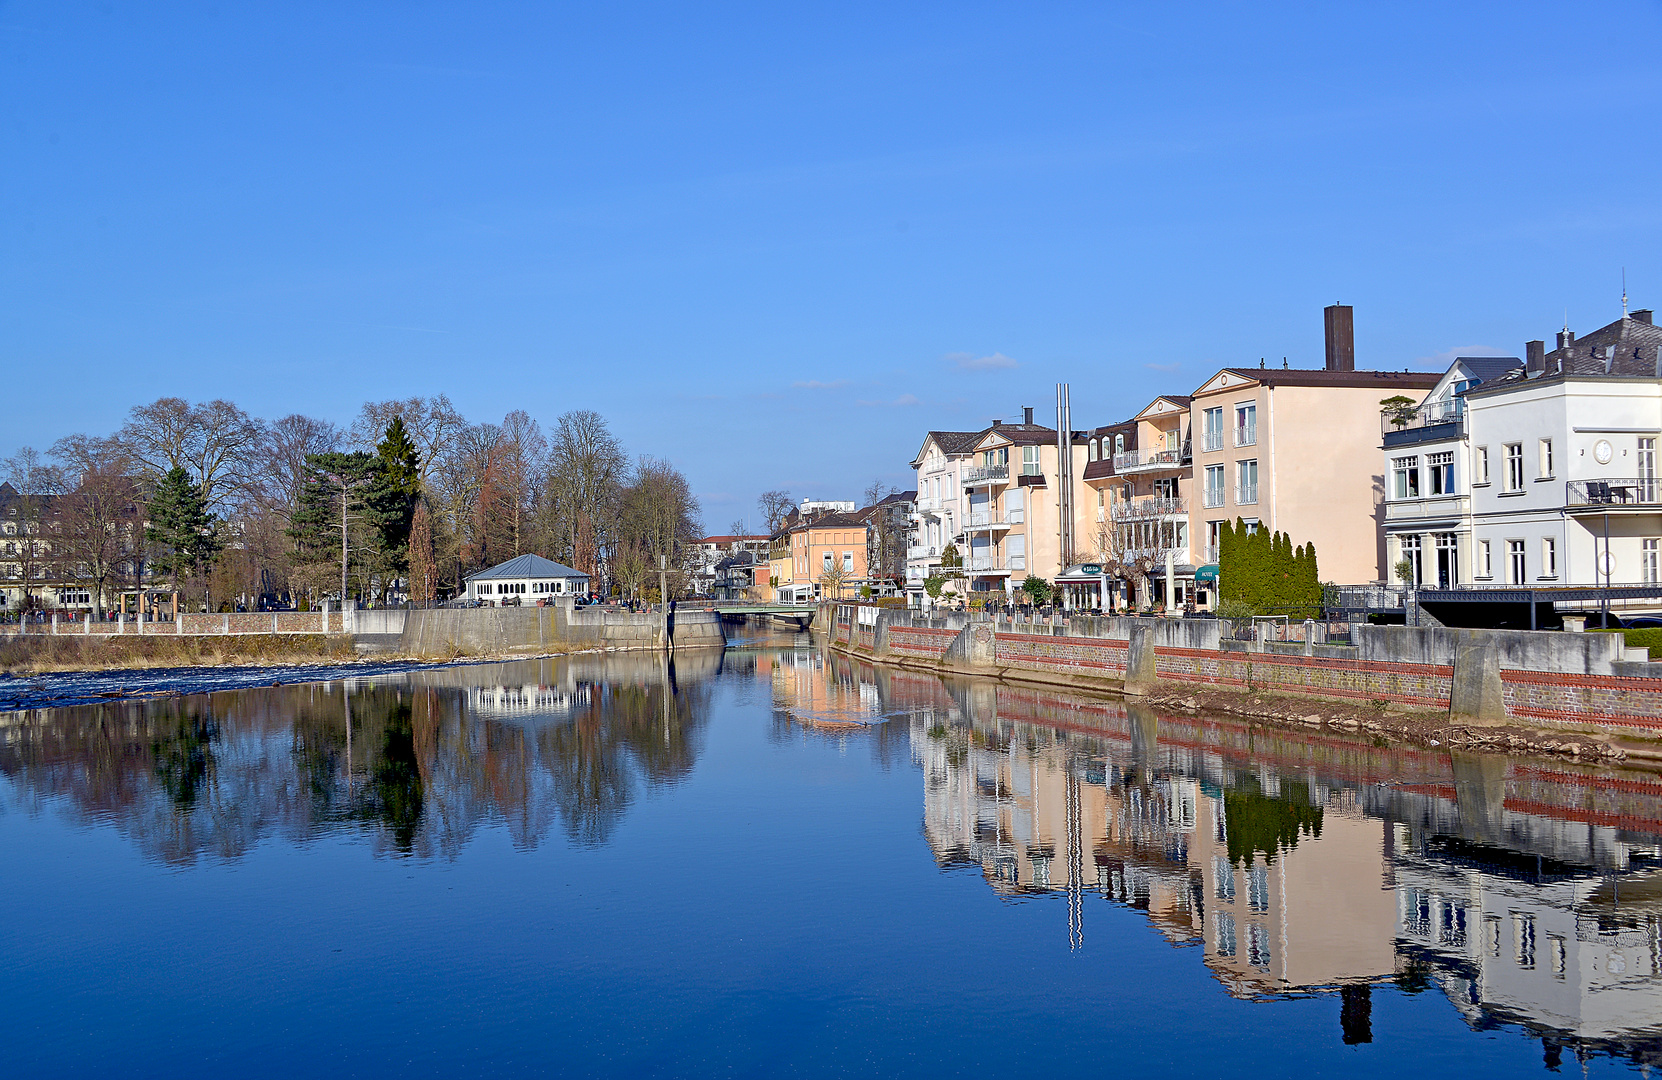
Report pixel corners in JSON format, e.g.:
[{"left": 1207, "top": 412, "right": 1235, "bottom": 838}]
[{"left": 1623, "top": 616, "right": 1662, "bottom": 629}]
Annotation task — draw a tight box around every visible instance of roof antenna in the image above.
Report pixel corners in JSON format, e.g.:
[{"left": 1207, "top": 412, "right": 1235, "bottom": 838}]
[
  {"left": 1259, "top": 357, "right": 1265, "bottom": 368},
  {"left": 1282, "top": 357, "right": 1288, "bottom": 368},
  {"left": 1622, "top": 268, "right": 1629, "bottom": 318}
]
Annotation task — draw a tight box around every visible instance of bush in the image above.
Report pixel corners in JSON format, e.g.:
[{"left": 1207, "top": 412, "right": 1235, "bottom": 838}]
[
  {"left": 1593, "top": 627, "right": 1662, "bottom": 657},
  {"left": 1216, "top": 598, "right": 1257, "bottom": 620}
]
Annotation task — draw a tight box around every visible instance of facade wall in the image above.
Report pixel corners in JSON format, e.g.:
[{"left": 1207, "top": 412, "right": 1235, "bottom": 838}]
[{"left": 1467, "top": 377, "right": 1662, "bottom": 588}]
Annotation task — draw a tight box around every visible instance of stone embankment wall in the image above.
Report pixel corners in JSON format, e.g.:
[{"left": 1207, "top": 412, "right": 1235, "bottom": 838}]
[
  {"left": 827, "top": 604, "right": 1662, "bottom": 741},
  {"left": 2, "top": 609, "right": 350, "bottom": 636},
  {"left": 399, "top": 601, "right": 723, "bottom": 657}
]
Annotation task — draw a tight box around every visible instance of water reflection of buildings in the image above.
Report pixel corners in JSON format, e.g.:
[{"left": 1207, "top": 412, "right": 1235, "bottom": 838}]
[{"left": 904, "top": 678, "right": 1662, "bottom": 1063}]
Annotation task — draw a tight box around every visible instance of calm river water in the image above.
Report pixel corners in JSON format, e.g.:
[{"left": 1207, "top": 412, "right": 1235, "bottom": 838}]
[{"left": 3, "top": 629, "right": 1661, "bottom": 1077}]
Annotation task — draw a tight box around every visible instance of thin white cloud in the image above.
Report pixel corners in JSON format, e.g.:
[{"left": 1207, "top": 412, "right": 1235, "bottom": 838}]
[
  {"left": 1414, "top": 344, "right": 1514, "bottom": 369},
  {"left": 857, "top": 394, "right": 921, "bottom": 407},
  {"left": 945, "top": 351, "right": 1018, "bottom": 371},
  {"left": 792, "top": 379, "right": 851, "bottom": 389},
  {"left": 1144, "top": 361, "right": 1182, "bottom": 373}
]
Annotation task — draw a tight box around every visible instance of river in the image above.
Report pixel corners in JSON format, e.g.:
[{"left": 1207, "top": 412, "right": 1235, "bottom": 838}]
[{"left": 2, "top": 628, "right": 1659, "bottom": 1077}]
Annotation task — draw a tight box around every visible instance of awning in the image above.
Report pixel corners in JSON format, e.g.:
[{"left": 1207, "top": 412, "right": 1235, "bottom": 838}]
[{"left": 1194, "top": 564, "right": 1219, "bottom": 584}]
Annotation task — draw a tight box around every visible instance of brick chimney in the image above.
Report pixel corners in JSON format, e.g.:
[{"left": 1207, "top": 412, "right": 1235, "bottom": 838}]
[
  {"left": 1526, "top": 340, "right": 1545, "bottom": 375},
  {"left": 1632, "top": 309, "right": 1654, "bottom": 325},
  {"left": 1023, "top": 406, "right": 1034, "bottom": 425},
  {"left": 1324, "top": 304, "right": 1354, "bottom": 371}
]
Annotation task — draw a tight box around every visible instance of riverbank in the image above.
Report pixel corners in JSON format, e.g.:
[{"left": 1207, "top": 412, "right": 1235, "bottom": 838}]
[{"left": 823, "top": 604, "right": 1662, "bottom": 768}]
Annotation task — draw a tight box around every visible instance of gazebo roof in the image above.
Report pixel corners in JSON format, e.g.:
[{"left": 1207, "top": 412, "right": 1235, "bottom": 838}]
[{"left": 466, "top": 554, "right": 587, "bottom": 582}]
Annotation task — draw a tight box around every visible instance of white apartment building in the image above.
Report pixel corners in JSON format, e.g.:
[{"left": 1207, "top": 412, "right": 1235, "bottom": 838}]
[
  {"left": 906, "top": 430, "right": 979, "bottom": 601},
  {"left": 1379, "top": 309, "right": 1662, "bottom": 622},
  {"left": 1381, "top": 357, "right": 1520, "bottom": 587},
  {"left": 1462, "top": 311, "right": 1660, "bottom": 597}
]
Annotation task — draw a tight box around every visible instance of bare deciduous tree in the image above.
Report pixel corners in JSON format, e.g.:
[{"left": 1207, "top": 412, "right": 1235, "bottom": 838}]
[{"left": 757, "top": 488, "right": 793, "bottom": 534}]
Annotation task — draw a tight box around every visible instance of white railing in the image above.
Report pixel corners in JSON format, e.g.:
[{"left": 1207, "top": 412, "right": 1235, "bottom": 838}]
[
  {"left": 1235, "top": 484, "right": 1258, "bottom": 505},
  {"left": 907, "top": 545, "right": 938, "bottom": 560},
  {"left": 1203, "top": 487, "right": 1226, "bottom": 509},
  {"left": 963, "top": 464, "right": 1009, "bottom": 485},
  {"left": 1113, "top": 444, "right": 1190, "bottom": 472},
  {"left": 1235, "top": 424, "right": 1256, "bottom": 447},
  {"left": 1112, "top": 496, "right": 1186, "bottom": 520},
  {"left": 914, "top": 495, "right": 939, "bottom": 512},
  {"left": 1201, "top": 430, "right": 1224, "bottom": 452}
]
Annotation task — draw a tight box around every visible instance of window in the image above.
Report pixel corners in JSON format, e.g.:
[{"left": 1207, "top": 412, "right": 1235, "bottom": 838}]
[
  {"left": 1478, "top": 539, "right": 1492, "bottom": 578},
  {"left": 842, "top": 552, "right": 853, "bottom": 573},
  {"left": 1206, "top": 520, "right": 1224, "bottom": 563},
  {"left": 1236, "top": 460, "right": 1258, "bottom": 505},
  {"left": 1393, "top": 456, "right": 1420, "bottom": 499},
  {"left": 1644, "top": 539, "right": 1659, "bottom": 584},
  {"left": 1541, "top": 537, "right": 1556, "bottom": 578},
  {"left": 1246, "top": 922, "right": 1270, "bottom": 969},
  {"left": 1426, "top": 452, "right": 1454, "bottom": 495},
  {"left": 1507, "top": 539, "right": 1525, "bottom": 585},
  {"left": 1214, "top": 856, "right": 1235, "bottom": 901},
  {"left": 1021, "top": 445, "right": 1040, "bottom": 476},
  {"left": 1514, "top": 913, "right": 1536, "bottom": 970},
  {"left": 1642, "top": 438, "right": 1658, "bottom": 501},
  {"left": 1475, "top": 446, "right": 1489, "bottom": 485},
  {"left": 1538, "top": 438, "right": 1554, "bottom": 479},
  {"left": 1248, "top": 865, "right": 1269, "bottom": 912},
  {"left": 1114, "top": 434, "right": 1125, "bottom": 455},
  {"left": 1202, "top": 407, "right": 1224, "bottom": 451},
  {"left": 1089, "top": 439, "right": 1098, "bottom": 462},
  {"left": 822, "top": 552, "right": 833, "bottom": 572},
  {"left": 1204, "top": 465, "right": 1225, "bottom": 508},
  {"left": 1215, "top": 912, "right": 1236, "bottom": 957},
  {"left": 1235, "top": 403, "right": 1257, "bottom": 447},
  {"left": 1504, "top": 443, "right": 1523, "bottom": 491},
  {"left": 1400, "top": 535, "right": 1421, "bottom": 585}
]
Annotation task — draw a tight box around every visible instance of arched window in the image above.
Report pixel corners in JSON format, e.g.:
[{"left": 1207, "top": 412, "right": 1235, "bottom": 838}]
[
  {"left": 1089, "top": 439, "right": 1099, "bottom": 461},
  {"left": 1114, "top": 434, "right": 1125, "bottom": 455}
]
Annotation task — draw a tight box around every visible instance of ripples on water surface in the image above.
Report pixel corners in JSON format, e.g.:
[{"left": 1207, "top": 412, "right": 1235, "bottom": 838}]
[{"left": 2, "top": 631, "right": 1660, "bottom": 1077}]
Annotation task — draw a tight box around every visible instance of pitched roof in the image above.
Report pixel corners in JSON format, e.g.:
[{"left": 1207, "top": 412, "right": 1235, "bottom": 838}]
[
  {"left": 913, "top": 431, "right": 981, "bottom": 462},
  {"left": 700, "top": 535, "right": 770, "bottom": 544},
  {"left": 878, "top": 490, "right": 916, "bottom": 505},
  {"left": 1468, "top": 314, "right": 1661, "bottom": 395},
  {"left": 467, "top": 553, "right": 587, "bottom": 581},
  {"left": 789, "top": 512, "right": 868, "bottom": 531},
  {"left": 1212, "top": 367, "right": 1441, "bottom": 391},
  {"left": 1454, "top": 357, "right": 1521, "bottom": 383}
]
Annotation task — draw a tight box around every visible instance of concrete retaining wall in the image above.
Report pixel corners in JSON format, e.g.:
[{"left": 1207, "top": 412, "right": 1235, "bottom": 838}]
[
  {"left": 826, "top": 603, "right": 1662, "bottom": 739},
  {"left": 399, "top": 601, "right": 723, "bottom": 657}
]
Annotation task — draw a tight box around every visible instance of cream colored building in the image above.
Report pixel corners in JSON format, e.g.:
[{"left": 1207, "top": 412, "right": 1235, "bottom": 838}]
[{"left": 957, "top": 414, "right": 1089, "bottom": 597}]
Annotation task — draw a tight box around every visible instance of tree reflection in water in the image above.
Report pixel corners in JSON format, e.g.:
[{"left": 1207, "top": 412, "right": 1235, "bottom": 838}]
[{"left": 0, "top": 654, "right": 713, "bottom": 862}]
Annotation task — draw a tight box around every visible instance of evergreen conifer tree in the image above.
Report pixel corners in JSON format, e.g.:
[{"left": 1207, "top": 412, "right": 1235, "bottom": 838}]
[{"left": 145, "top": 465, "right": 223, "bottom": 604}]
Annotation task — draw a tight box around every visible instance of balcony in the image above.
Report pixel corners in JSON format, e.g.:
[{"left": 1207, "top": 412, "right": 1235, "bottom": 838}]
[
  {"left": 963, "top": 464, "right": 1010, "bottom": 487},
  {"left": 1235, "top": 484, "right": 1259, "bottom": 505},
  {"left": 1202, "top": 487, "right": 1226, "bottom": 509},
  {"left": 1384, "top": 494, "right": 1469, "bottom": 523},
  {"left": 1122, "top": 546, "right": 1190, "bottom": 567},
  {"left": 1382, "top": 400, "right": 1466, "bottom": 449},
  {"left": 1567, "top": 478, "right": 1662, "bottom": 511},
  {"left": 1200, "top": 430, "right": 1224, "bottom": 452},
  {"left": 1112, "top": 496, "right": 1187, "bottom": 520},
  {"left": 1234, "top": 424, "right": 1256, "bottom": 448},
  {"left": 907, "top": 544, "right": 939, "bottom": 561},
  {"left": 914, "top": 495, "right": 940, "bottom": 513},
  {"left": 1200, "top": 545, "right": 1219, "bottom": 564},
  {"left": 1112, "top": 442, "right": 1192, "bottom": 474}
]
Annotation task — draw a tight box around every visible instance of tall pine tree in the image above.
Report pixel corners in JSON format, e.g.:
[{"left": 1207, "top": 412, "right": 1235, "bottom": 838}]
[{"left": 145, "top": 466, "right": 223, "bottom": 605}]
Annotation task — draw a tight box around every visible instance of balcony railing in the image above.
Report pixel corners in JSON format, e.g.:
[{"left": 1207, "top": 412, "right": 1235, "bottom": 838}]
[
  {"left": 1200, "top": 430, "right": 1224, "bottom": 452},
  {"left": 963, "top": 464, "right": 1009, "bottom": 486},
  {"left": 1112, "top": 442, "right": 1191, "bottom": 473},
  {"left": 1202, "top": 487, "right": 1226, "bottom": 509},
  {"left": 1235, "top": 424, "right": 1256, "bottom": 447},
  {"left": 1567, "top": 478, "right": 1662, "bottom": 508},
  {"left": 907, "top": 545, "right": 938, "bottom": 560},
  {"left": 1112, "top": 496, "right": 1187, "bottom": 520},
  {"left": 1235, "top": 484, "right": 1259, "bottom": 505},
  {"left": 914, "top": 495, "right": 940, "bottom": 512},
  {"left": 1200, "top": 545, "right": 1219, "bottom": 564},
  {"left": 1381, "top": 399, "right": 1466, "bottom": 443}
]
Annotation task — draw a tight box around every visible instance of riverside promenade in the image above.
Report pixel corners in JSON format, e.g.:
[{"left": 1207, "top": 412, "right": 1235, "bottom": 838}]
[{"left": 823, "top": 602, "right": 1662, "bottom": 760}]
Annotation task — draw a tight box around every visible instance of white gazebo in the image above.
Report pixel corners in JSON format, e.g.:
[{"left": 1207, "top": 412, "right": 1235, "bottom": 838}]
[{"left": 465, "top": 554, "right": 591, "bottom": 604}]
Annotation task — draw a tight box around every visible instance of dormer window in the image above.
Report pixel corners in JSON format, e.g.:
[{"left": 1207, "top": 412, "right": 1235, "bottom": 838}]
[{"left": 1089, "top": 439, "right": 1099, "bottom": 461}]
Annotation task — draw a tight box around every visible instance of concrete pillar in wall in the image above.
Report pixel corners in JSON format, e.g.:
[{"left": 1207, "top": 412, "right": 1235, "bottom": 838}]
[
  {"left": 1303, "top": 619, "right": 1316, "bottom": 657},
  {"left": 1125, "top": 624, "right": 1157, "bottom": 695},
  {"left": 1449, "top": 639, "right": 1505, "bottom": 725}
]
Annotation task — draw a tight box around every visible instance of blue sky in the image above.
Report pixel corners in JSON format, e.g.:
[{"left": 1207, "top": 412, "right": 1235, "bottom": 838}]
[{"left": 4, "top": 2, "right": 1661, "bottom": 530}]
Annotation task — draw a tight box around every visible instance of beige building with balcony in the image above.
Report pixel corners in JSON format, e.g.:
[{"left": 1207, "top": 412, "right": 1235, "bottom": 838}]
[
  {"left": 957, "top": 412, "right": 1089, "bottom": 597},
  {"left": 1188, "top": 306, "right": 1440, "bottom": 587},
  {"left": 1080, "top": 396, "right": 1196, "bottom": 609}
]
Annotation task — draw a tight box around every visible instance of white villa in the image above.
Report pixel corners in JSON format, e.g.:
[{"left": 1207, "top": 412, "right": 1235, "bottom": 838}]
[{"left": 465, "top": 554, "right": 590, "bottom": 605}]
